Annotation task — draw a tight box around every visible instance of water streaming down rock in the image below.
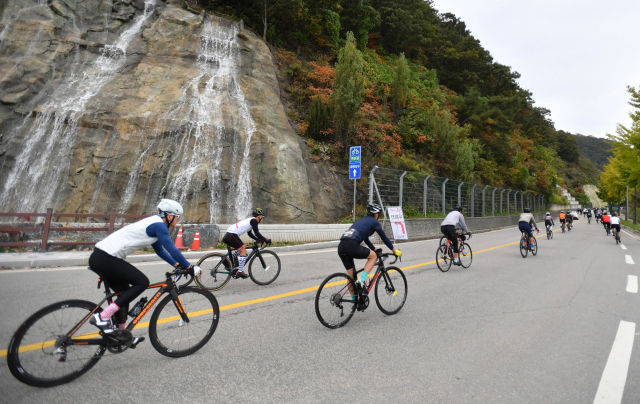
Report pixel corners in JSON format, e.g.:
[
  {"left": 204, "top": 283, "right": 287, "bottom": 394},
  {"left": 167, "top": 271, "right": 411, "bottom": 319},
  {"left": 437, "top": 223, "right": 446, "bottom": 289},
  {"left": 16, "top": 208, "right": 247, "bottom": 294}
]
[
  {"left": 117, "top": 17, "right": 256, "bottom": 223},
  {"left": 0, "top": 0, "right": 156, "bottom": 213}
]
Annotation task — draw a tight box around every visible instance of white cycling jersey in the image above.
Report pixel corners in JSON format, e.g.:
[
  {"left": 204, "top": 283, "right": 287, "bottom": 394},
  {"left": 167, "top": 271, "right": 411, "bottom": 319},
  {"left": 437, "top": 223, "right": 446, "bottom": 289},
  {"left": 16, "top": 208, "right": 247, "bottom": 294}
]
[
  {"left": 610, "top": 216, "right": 621, "bottom": 225},
  {"left": 227, "top": 217, "right": 254, "bottom": 236},
  {"left": 96, "top": 216, "right": 164, "bottom": 260}
]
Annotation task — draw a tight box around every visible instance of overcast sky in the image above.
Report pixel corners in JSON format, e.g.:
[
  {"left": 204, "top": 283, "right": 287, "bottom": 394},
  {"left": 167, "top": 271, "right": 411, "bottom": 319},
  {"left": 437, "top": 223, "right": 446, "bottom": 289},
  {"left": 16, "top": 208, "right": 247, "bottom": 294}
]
[{"left": 432, "top": 0, "right": 640, "bottom": 139}]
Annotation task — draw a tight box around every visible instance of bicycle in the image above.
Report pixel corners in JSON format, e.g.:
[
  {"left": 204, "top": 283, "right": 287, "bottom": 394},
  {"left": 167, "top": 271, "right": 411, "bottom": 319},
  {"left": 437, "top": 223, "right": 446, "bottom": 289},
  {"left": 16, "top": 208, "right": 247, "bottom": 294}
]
[
  {"left": 561, "top": 222, "right": 565, "bottom": 233},
  {"left": 567, "top": 222, "right": 572, "bottom": 231},
  {"left": 588, "top": 216, "right": 591, "bottom": 224},
  {"left": 519, "top": 230, "right": 538, "bottom": 258},
  {"left": 546, "top": 225, "right": 553, "bottom": 240},
  {"left": 195, "top": 241, "right": 281, "bottom": 291},
  {"left": 315, "top": 250, "right": 407, "bottom": 329},
  {"left": 7, "top": 267, "right": 219, "bottom": 387},
  {"left": 436, "top": 232, "right": 472, "bottom": 272},
  {"left": 614, "top": 228, "right": 621, "bottom": 244}
]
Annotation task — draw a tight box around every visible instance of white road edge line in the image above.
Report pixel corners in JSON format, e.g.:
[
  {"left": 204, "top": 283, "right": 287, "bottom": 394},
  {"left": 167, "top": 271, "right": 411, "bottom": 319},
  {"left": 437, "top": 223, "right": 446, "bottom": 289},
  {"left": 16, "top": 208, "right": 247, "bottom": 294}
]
[
  {"left": 594, "top": 320, "right": 636, "bottom": 404},
  {"left": 626, "top": 275, "right": 638, "bottom": 293},
  {"left": 620, "top": 244, "right": 627, "bottom": 250},
  {"left": 625, "top": 255, "right": 634, "bottom": 265},
  {"left": 622, "top": 230, "right": 635, "bottom": 239}
]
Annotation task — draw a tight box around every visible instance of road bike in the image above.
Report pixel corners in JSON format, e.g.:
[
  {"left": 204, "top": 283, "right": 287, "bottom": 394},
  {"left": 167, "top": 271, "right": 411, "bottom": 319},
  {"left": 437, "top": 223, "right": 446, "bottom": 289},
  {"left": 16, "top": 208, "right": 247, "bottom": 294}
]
[
  {"left": 604, "top": 223, "right": 610, "bottom": 236},
  {"left": 6, "top": 267, "right": 219, "bottom": 387},
  {"left": 436, "top": 232, "right": 472, "bottom": 272},
  {"left": 561, "top": 222, "right": 565, "bottom": 233},
  {"left": 195, "top": 241, "right": 281, "bottom": 291},
  {"left": 588, "top": 215, "right": 591, "bottom": 224},
  {"left": 546, "top": 225, "right": 553, "bottom": 240},
  {"left": 567, "top": 222, "right": 572, "bottom": 231},
  {"left": 315, "top": 251, "right": 407, "bottom": 329},
  {"left": 614, "top": 227, "right": 621, "bottom": 244},
  {"left": 520, "top": 230, "right": 537, "bottom": 258}
]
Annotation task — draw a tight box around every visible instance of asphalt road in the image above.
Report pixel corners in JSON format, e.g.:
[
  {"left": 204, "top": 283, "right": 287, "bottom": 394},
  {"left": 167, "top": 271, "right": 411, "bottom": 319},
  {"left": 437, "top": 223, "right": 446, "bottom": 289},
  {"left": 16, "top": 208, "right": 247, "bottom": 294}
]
[{"left": 1, "top": 217, "right": 638, "bottom": 403}]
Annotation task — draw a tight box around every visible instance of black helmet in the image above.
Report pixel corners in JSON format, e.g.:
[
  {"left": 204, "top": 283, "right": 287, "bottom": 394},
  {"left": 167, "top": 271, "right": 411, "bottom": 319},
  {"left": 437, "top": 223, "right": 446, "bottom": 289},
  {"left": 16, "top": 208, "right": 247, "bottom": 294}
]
[
  {"left": 454, "top": 205, "right": 462, "bottom": 212},
  {"left": 524, "top": 208, "right": 531, "bottom": 213},
  {"left": 366, "top": 204, "right": 383, "bottom": 215},
  {"left": 252, "top": 208, "right": 265, "bottom": 217}
]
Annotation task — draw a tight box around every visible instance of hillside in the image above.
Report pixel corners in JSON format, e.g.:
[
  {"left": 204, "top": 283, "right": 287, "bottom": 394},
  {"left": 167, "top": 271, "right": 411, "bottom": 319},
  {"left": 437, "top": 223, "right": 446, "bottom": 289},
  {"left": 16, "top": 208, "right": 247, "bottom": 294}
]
[{"left": 573, "top": 134, "right": 613, "bottom": 171}]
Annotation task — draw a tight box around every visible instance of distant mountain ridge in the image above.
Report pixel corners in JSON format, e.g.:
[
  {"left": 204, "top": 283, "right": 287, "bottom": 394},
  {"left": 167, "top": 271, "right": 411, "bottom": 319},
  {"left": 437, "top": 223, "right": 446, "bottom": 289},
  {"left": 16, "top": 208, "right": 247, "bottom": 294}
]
[{"left": 573, "top": 134, "right": 612, "bottom": 171}]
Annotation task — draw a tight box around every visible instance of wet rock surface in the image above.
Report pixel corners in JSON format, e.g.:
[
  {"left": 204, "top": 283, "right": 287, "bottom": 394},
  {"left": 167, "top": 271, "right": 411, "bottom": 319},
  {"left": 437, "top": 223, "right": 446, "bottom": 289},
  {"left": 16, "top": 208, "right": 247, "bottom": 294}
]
[{"left": 0, "top": 0, "right": 349, "bottom": 224}]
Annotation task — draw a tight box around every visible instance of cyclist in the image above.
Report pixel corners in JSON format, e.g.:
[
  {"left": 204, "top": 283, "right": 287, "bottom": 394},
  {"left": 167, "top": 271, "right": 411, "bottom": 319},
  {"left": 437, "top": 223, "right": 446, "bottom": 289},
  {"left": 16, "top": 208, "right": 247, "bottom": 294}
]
[
  {"left": 566, "top": 211, "right": 574, "bottom": 230},
  {"left": 586, "top": 208, "right": 592, "bottom": 223},
  {"left": 559, "top": 211, "right": 566, "bottom": 231},
  {"left": 544, "top": 211, "right": 554, "bottom": 234},
  {"left": 89, "top": 199, "right": 201, "bottom": 335},
  {"left": 611, "top": 212, "right": 621, "bottom": 242},
  {"left": 519, "top": 207, "right": 539, "bottom": 250},
  {"left": 440, "top": 205, "right": 471, "bottom": 266},
  {"left": 338, "top": 204, "right": 401, "bottom": 297},
  {"left": 223, "top": 208, "right": 271, "bottom": 279},
  {"left": 602, "top": 211, "right": 611, "bottom": 234}
]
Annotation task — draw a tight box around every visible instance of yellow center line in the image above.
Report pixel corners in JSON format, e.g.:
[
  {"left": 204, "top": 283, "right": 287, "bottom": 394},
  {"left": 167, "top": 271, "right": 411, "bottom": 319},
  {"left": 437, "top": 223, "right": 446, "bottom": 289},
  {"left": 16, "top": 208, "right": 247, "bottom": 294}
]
[{"left": 0, "top": 218, "right": 580, "bottom": 358}]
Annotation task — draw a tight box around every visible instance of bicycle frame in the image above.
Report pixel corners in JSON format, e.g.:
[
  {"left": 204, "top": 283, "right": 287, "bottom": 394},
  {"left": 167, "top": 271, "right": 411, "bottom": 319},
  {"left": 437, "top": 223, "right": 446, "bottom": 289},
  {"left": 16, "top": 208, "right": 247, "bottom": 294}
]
[
  {"left": 225, "top": 242, "right": 269, "bottom": 272},
  {"left": 63, "top": 271, "right": 192, "bottom": 347}
]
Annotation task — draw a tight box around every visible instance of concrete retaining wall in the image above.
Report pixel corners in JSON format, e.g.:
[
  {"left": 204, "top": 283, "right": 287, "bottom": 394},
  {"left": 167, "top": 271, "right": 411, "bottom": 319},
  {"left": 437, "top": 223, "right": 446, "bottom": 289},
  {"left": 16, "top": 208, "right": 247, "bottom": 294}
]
[{"left": 217, "top": 224, "right": 348, "bottom": 244}]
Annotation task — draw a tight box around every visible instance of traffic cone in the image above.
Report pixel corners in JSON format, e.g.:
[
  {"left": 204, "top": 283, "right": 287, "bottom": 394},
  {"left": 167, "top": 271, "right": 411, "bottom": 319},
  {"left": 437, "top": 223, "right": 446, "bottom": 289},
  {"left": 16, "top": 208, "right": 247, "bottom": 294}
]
[
  {"left": 174, "top": 226, "right": 186, "bottom": 250},
  {"left": 191, "top": 231, "right": 200, "bottom": 251}
]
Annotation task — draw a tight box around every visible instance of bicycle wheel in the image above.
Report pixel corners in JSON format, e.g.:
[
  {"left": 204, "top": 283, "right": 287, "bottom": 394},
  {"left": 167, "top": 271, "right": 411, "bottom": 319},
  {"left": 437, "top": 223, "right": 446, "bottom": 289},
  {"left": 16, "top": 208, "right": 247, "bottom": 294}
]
[
  {"left": 7, "top": 300, "right": 106, "bottom": 387},
  {"left": 520, "top": 238, "right": 528, "bottom": 258},
  {"left": 436, "top": 245, "right": 452, "bottom": 272},
  {"left": 248, "top": 250, "right": 281, "bottom": 285},
  {"left": 375, "top": 266, "right": 408, "bottom": 315},
  {"left": 315, "top": 273, "right": 357, "bottom": 329},
  {"left": 195, "top": 253, "right": 232, "bottom": 291},
  {"left": 531, "top": 238, "right": 538, "bottom": 256},
  {"left": 459, "top": 243, "right": 473, "bottom": 268},
  {"left": 149, "top": 287, "right": 219, "bottom": 357}
]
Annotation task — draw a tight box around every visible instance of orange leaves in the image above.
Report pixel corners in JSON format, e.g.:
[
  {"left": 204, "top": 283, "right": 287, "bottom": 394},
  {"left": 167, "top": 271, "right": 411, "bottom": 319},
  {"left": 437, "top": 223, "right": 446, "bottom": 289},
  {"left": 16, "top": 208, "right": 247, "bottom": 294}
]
[
  {"left": 297, "top": 121, "right": 309, "bottom": 136},
  {"left": 308, "top": 61, "right": 335, "bottom": 86}
]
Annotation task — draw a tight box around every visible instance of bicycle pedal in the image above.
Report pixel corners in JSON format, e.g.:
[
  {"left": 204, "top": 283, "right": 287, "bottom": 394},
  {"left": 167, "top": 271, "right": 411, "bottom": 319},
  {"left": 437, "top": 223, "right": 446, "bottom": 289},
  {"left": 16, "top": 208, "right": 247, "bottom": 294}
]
[{"left": 130, "top": 337, "right": 146, "bottom": 349}]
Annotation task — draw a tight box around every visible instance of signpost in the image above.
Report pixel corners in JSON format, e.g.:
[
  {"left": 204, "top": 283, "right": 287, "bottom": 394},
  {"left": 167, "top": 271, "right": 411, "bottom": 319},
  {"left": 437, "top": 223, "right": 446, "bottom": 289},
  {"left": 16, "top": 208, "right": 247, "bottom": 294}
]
[
  {"left": 387, "top": 206, "right": 408, "bottom": 240},
  {"left": 349, "top": 146, "right": 361, "bottom": 222}
]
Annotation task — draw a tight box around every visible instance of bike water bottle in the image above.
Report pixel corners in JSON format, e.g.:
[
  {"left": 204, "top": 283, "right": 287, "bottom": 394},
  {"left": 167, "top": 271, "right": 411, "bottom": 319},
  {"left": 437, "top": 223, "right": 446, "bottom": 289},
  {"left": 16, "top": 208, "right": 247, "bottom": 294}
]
[{"left": 128, "top": 297, "right": 148, "bottom": 317}]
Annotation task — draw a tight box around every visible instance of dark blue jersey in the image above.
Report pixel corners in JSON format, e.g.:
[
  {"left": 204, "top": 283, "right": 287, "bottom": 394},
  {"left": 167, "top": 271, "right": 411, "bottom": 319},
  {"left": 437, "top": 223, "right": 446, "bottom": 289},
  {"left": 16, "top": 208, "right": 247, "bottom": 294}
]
[{"left": 340, "top": 215, "right": 394, "bottom": 251}]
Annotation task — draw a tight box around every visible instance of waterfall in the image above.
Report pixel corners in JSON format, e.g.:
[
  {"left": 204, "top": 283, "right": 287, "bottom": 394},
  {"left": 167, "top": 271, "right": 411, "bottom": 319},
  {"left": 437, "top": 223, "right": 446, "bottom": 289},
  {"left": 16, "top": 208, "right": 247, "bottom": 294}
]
[
  {"left": 117, "top": 17, "right": 257, "bottom": 223},
  {"left": 0, "top": 0, "right": 156, "bottom": 212}
]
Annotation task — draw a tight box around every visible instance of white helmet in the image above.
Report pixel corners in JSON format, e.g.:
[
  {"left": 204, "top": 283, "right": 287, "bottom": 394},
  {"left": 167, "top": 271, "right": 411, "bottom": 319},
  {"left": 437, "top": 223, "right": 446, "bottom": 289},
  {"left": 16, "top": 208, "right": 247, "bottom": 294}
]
[{"left": 158, "top": 199, "right": 184, "bottom": 218}]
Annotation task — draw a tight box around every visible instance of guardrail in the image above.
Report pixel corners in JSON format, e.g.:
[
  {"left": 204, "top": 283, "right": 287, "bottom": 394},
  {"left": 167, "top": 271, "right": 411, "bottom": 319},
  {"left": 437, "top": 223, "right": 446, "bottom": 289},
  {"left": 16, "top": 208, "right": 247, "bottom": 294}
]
[{"left": 0, "top": 209, "right": 149, "bottom": 252}]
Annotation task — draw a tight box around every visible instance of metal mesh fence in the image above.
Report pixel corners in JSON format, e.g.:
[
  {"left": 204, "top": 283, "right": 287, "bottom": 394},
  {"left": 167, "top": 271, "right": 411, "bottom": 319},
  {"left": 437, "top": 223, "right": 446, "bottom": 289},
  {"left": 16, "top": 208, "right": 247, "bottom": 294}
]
[{"left": 368, "top": 167, "right": 547, "bottom": 218}]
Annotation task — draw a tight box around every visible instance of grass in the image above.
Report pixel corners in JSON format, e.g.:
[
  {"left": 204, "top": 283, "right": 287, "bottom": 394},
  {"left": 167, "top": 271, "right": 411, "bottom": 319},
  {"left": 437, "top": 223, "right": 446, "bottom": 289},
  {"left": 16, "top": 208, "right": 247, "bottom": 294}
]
[{"left": 621, "top": 220, "right": 640, "bottom": 233}]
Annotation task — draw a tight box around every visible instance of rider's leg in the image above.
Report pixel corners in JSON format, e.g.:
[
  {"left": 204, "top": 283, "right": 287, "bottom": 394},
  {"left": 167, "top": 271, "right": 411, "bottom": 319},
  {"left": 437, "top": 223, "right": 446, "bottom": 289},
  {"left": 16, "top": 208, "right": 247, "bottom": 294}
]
[
  {"left": 360, "top": 249, "right": 378, "bottom": 282},
  {"left": 237, "top": 244, "right": 247, "bottom": 273}
]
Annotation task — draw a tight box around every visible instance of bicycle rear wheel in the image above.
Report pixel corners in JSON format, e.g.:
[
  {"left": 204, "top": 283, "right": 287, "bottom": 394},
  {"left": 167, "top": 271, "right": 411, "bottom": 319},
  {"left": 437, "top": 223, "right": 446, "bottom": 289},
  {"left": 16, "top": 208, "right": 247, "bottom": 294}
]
[
  {"left": 436, "top": 245, "right": 452, "bottom": 272},
  {"left": 7, "top": 300, "right": 106, "bottom": 387},
  {"left": 248, "top": 250, "right": 281, "bottom": 285},
  {"left": 195, "top": 253, "right": 232, "bottom": 291},
  {"left": 520, "top": 238, "right": 528, "bottom": 258},
  {"left": 374, "top": 267, "right": 407, "bottom": 315},
  {"left": 149, "top": 287, "right": 219, "bottom": 357},
  {"left": 459, "top": 243, "right": 473, "bottom": 268},
  {"left": 315, "top": 273, "right": 357, "bottom": 329},
  {"left": 531, "top": 238, "right": 538, "bottom": 256}
]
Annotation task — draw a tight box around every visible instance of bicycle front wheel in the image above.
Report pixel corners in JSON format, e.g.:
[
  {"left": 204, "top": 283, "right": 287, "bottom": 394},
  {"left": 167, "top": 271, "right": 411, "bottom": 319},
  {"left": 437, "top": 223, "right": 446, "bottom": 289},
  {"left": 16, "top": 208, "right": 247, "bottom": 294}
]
[
  {"left": 459, "top": 243, "right": 473, "bottom": 268},
  {"left": 195, "top": 253, "right": 232, "bottom": 291},
  {"left": 149, "top": 287, "right": 219, "bottom": 357},
  {"left": 7, "top": 300, "right": 106, "bottom": 387},
  {"left": 315, "top": 273, "right": 357, "bottom": 329},
  {"left": 375, "top": 267, "right": 407, "bottom": 315},
  {"left": 436, "top": 245, "right": 452, "bottom": 272},
  {"left": 248, "top": 250, "right": 281, "bottom": 285}
]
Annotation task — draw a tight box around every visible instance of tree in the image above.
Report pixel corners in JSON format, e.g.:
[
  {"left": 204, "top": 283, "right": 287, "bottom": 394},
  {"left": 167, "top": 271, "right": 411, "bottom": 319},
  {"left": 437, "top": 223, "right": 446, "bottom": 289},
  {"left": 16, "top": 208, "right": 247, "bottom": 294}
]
[
  {"left": 391, "top": 53, "right": 410, "bottom": 118},
  {"left": 306, "top": 95, "right": 330, "bottom": 139},
  {"left": 330, "top": 31, "right": 364, "bottom": 151},
  {"left": 340, "top": 0, "right": 379, "bottom": 50}
]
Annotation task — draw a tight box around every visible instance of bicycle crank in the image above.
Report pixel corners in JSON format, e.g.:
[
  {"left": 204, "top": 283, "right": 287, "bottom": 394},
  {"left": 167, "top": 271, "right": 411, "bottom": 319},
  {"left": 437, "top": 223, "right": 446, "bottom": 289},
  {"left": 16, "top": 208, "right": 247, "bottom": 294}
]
[
  {"left": 106, "top": 329, "right": 133, "bottom": 353},
  {"left": 357, "top": 295, "right": 369, "bottom": 311}
]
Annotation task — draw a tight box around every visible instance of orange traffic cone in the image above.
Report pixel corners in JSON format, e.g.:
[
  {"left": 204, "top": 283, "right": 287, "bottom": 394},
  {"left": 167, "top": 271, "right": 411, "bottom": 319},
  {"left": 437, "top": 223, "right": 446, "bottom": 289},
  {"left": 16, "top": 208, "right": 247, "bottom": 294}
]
[
  {"left": 191, "top": 231, "right": 200, "bottom": 251},
  {"left": 174, "top": 226, "right": 187, "bottom": 250}
]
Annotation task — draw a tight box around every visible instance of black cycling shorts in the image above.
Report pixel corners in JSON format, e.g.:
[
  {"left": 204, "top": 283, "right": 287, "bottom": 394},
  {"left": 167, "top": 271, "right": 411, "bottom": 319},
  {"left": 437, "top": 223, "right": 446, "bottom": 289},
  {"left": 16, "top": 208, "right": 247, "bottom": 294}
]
[
  {"left": 337, "top": 239, "right": 372, "bottom": 270},
  {"left": 222, "top": 232, "right": 244, "bottom": 250},
  {"left": 559, "top": 219, "right": 566, "bottom": 224},
  {"left": 441, "top": 225, "right": 460, "bottom": 253},
  {"left": 611, "top": 224, "right": 621, "bottom": 232}
]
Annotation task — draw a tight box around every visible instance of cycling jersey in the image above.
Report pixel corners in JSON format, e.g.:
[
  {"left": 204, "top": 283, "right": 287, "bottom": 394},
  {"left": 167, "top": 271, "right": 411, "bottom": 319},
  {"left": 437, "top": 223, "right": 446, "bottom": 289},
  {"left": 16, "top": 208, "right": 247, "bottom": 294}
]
[
  {"left": 341, "top": 215, "right": 394, "bottom": 251},
  {"left": 602, "top": 215, "right": 611, "bottom": 223},
  {"left": 96, "top": 215, "right": 190, "bottom": 268},
  {"left": 226, "top": 217, "right": 267, "bottom": 242},
  {"left": 440, "top": 211, "right": 469, "bottom": 232},
  {"left": 610, "top": 216, "right": 620, "bottom": 225},
  {"left": 518, "top": 212, "right": 538, "bottom": 230},
  {"left": 559, "top": 213, "right": 566, "bottom": 220}
]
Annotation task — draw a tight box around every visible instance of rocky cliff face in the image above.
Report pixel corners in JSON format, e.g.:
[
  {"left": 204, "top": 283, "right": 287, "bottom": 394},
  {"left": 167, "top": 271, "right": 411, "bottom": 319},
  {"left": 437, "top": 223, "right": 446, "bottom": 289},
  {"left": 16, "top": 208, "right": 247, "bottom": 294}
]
[{"left": 0, "top": 0, "right": 349, "bottom": 223}]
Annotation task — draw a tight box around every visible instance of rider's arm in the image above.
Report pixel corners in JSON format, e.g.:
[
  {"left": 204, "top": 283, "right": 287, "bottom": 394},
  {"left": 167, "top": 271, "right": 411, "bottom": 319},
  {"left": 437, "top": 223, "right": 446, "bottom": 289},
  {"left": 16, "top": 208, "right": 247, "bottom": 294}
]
[
  {"left": 529, "top": 216, "right": 538, "bottom": 230},
  {"left": 363, "top": 237, "right": 376, "bottom": 251},
  {"left": 248, "top": 219, "right": 267, "bottom": 242},
  {"left": 146, "top": 223, "right": 191, "bottom": 268},
  {"left": 373, "top": 222, "right": 395, "bottom": 251},
  {"left": 458, "top": 213, "right": 469, "bottom": 233}
]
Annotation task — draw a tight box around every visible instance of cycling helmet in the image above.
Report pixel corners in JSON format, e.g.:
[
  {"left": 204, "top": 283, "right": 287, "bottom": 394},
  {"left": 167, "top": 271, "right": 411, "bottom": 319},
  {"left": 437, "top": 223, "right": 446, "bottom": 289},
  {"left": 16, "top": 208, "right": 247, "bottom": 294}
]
[
  {"left": 546, "top": 212, "right": 550, "bottom": 215},
  {"left": 524, "top": 208, "right": 531, "bottom": 213},
  {"left": 158, "top": 199, "right": 183, "bottom": 217},
  {"left": 454, "top": 205, "right": 462, "bottom": 212},
  {"left": 560, "top": 210, "right": 564, "bottom": 213},
  {"left": 366, "top": 204, "right": 383, "bottom": 215},
  {"left": 252, "top": 208, "right": 265, "bottom": 217}
]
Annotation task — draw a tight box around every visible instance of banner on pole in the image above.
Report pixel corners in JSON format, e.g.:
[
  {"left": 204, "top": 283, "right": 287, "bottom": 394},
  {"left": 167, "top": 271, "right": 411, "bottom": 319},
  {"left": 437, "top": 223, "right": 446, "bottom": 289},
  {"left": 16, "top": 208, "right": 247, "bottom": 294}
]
[{"left": 387, "top": 206, "right": 408, "bottom": 240}]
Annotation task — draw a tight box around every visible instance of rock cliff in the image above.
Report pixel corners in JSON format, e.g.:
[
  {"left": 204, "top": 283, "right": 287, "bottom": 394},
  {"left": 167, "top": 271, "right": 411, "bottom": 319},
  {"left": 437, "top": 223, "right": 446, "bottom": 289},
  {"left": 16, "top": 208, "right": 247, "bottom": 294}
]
[{"left": 0, "top": 0, "right": 349, "bottom": 223}]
